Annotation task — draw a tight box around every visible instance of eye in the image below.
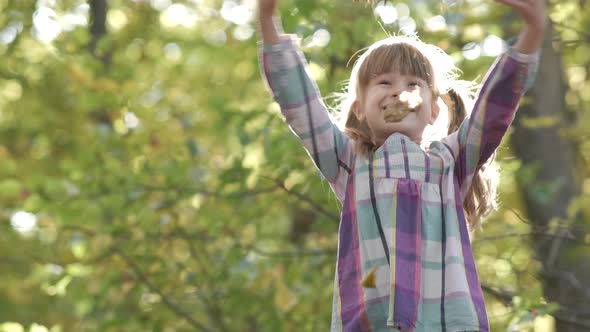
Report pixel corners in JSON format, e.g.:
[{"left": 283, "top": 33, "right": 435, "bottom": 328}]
[
  {"left": 378, "top": 80, "right": 391, "bottom": 85},
  {"left": 408, "top": 81, "right": 424, "bottom": 90}
]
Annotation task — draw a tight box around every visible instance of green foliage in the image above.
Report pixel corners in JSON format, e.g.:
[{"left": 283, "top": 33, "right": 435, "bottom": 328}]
[{"left": 0, "top": 0, "right": 587, "bottom": 331}]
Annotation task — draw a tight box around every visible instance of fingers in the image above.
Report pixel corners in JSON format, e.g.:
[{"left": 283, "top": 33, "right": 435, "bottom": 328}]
[
  {"left": 495, "top": 0, "right": 546, "bottom": 27},
  {"left": 496, "top": 0, "right": 545, "bottom": 10},
  {"left": 494, "top": 0, "right": 530, "bottom": 11},
  {"left": 495, "top": 0, "right": 546, "bottom": 53}
]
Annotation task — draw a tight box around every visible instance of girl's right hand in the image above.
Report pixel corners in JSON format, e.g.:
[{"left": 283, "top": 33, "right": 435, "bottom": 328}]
[
  {"left": 258, "top": 0, "right": 278, "bottom": 18},
  {"left": 494, "top": 0, "right": 546, "bottom": 54},
  {"left": 258, "top": 0, "right": 281, "bottom": 44}
]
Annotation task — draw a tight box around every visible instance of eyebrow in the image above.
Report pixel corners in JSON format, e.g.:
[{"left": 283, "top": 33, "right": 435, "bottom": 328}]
[{"left": 371, "top": 72, "right": 424, "bottom": 81}]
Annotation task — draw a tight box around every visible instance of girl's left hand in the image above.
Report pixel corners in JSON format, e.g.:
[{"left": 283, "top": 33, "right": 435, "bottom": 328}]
[
  {"left": 494, "top": 0, "right": 547, "bottom": 31},
  {"left": 495, "top": 0, "right": 547, "bottom": 54}
]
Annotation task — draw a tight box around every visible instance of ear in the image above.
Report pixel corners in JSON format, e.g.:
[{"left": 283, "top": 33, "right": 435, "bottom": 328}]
[
  {"left": 429, "top": 100, "right": 440, "bottom": 125},
  {"left": 352, "top": 101, "right": 364, "bottom": 121}
]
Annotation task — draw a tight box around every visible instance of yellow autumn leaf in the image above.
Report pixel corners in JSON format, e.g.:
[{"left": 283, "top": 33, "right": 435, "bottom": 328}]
[
  {"left": 284, "top": 170, "right": 305, "bottom": 190},
  {"left": 241, "top": 224, "right": 256, "bottom": 246},
  {"left": 71, "top": 241, "right": 86, "bottom": 259},
  {"left": 361, "top": 266, "right": 377, "bottom": 288},
  {"left": 250, "top": 270, "right": 274, "bottom": 290},
  {"left": 208, "top": 236, "right": 234, "bottom": 252},
  {"left": 274, "top": 280, "right": 298, "bottom": 312},
  {"left": 67, "top": 63, "right": 92, "bottom": 84},
  {"left": 92, "top": 78, "right": 120, "bottom": 92}
]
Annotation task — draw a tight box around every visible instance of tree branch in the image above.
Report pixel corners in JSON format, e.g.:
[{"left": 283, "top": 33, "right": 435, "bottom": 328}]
[
  {"left": 53, "top": 184, "right": 278, "bottom": 205},
  {"left": 149, "top": 226, "right": 336, "bottom": 259},
  {"left": 475, "top": 230, "right": 586, "bottom": 243},
  {"left": 262, "top": 175, "right": 340, "bottom": 222},
  {"left": 115, "top": 248, "right": 213, "bottom": 332},
  {"left": 250, "top": 246, "right": 336, "bottom": 258},
  {"left": 481, "top": 283, "right": 514, "bottom": 306}
]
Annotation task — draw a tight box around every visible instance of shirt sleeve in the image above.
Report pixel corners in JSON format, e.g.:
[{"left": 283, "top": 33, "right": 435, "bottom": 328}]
[
  {"left": 440, "top": 47, "right": 540, "bottom": 199},
  {"left": 259, "top": 35, "right": 354, "bottom": 202}
]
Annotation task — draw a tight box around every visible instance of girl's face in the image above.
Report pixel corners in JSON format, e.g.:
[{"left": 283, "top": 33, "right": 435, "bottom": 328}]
[{"left": 354, "top": 70, "right": 439, "bottom": 146}]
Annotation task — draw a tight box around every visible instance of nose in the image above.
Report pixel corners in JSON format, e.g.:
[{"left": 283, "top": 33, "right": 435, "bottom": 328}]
[
  {"left": 390, "top": 85, "right": 403, "bottom": 99},
  {"left": 391, "top": 84, "right": 418, "bottom": 99}
]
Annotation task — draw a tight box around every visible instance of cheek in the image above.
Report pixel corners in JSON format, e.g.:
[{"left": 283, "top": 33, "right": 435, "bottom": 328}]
[
  {"left": 363, "top": 102, "right": 381, "bottom": 119},
  {"left": 416, "top": 106, "right": 432, "bottom": 122},
  {"left": 365, "top": 114, "right": 380, "bottom": 129}
]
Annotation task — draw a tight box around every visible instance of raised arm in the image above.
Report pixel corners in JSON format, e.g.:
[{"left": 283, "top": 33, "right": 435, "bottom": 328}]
[
  {"left": 257, "top": 0, "right": 354, "bottom": 202},
  {"left": 442, "top": 0, "right": 546, "bottom": 197},
  {"left": 497, "top": 0, "right": 547, "bottom": 54},
  {"left": 258, "top": 0, "right": 281, "bottom": 44}
]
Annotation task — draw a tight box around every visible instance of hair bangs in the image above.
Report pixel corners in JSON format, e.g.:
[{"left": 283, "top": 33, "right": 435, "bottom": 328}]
[{"left": 357, "top": 43, "right": 435, "bottom": 91}]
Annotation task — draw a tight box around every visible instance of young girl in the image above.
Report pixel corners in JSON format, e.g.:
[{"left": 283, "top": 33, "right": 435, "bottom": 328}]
[{"left": 258, "top": 0, "right": 546, "bottom": 331}]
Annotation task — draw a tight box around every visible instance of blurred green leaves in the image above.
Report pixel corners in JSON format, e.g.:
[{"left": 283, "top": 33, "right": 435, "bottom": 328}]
[{"left": 0, "top": 0, "right": 587, "bottom": 331}]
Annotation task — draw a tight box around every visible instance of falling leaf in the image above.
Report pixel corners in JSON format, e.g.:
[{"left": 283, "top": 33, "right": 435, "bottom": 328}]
[
  {"left": 274, "top": 280, "right": 298, "bottom": 312},
  {"left": 241, "top": 224, "right": 257, "bottom": 246},
  {"left": 361, "top": 266, "right": 377, "bottom": 288}
]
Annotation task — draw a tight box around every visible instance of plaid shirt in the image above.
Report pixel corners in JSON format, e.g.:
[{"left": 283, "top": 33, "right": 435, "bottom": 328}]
[{"left": 260, "top": 36, "right": 538, "bottom": 332}]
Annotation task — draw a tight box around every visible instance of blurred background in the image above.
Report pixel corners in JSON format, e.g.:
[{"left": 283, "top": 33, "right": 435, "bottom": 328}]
[{"left": 0, "top": 0, "right": 588, "bottom": 331}]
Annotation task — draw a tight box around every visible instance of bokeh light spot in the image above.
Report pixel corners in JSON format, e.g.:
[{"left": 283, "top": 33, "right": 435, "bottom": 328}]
[
  {"left": 482, "top": 35, "right": 505, "bottom": 57},
  {"left": 10, "top": 211, "right": 38, "bottom": 235},
  {"left": 163, "top": 42, "right": 182, "bottom": 62},
  {"left": 62, "top": 4, "right": 89, "bottom": 31},
  {"left": 33, "top": 6, "right": 62, "bottom": 43},
  {"left": 221, "top": 0, "right": 253, "bottom": 25},
  {"left": 567, "top": 66, "right": 587, "bottom": 88},
  {"left": 233, "top": 25, "right": 254, "bottom": 41},
  {"left": 374, "top": 2, "right": 398, "bottom": 25},
  {"left": 107, "top": 9, "right": 128, "bottom": 31},
  {"left": 1, "top": 80, "right": 23, "bottom": 101},
  {"left": 205, "top": 30, "right": 227, "bottom": 47},
  {"left": 151, "top": 0, "right": 171, "bottom": 11},
  {"left": 305, "top": 28, "right": 331, "bottom": 48},
  {"left": 395, "top": 3, "right": 410, "bottom": 18},
  {"left": 399, "top": 17, "right": 416, "bottom": 34},
  {"left": 160, "top": 4, "right": 198, "bottom": 28},
  {"left": 426, "top": 15, "right": 447, "bottom": 32},
  {"left": 462, "top": 42, "right": 481, "bottom": 60},
  {"left": 124, "top": 111, "right": 140, "bottom": 129},
  {"left": 0, "top": 23, "right": 23, "bottom": 44}
]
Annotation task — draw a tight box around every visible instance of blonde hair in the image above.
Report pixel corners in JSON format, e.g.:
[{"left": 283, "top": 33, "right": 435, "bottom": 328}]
[{"left": 335, "top": 35, "right": 497, "bottom": 229}]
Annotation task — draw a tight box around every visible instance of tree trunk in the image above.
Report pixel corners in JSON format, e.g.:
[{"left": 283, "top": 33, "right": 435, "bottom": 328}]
[
  {"left": 89, "top": 0, "right": 108, "bottom": 57},
  {"left": 511, "top": 22, "right": 590, "bottom": 331},
  {"left": 88, "top": 0, "right": 112, "bottom": 127}
]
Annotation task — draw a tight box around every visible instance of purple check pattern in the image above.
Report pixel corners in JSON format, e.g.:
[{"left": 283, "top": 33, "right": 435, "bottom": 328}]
[{"left": 260, "top": 37, "right": 538, "bottom": 332}]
